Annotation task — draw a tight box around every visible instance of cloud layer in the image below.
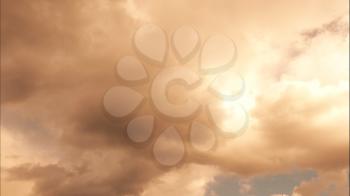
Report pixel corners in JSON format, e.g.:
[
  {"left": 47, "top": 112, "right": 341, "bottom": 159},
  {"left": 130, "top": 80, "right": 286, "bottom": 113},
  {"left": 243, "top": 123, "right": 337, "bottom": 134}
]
[{"left": 1, "top": 0, "right": 349, "bottom": 195}]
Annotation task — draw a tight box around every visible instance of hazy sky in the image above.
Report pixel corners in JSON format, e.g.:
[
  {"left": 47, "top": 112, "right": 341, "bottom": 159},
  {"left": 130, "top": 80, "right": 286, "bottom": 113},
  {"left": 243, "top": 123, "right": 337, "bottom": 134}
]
[{"left": 1, "top": 0, "right": 349, "bottom": 196}]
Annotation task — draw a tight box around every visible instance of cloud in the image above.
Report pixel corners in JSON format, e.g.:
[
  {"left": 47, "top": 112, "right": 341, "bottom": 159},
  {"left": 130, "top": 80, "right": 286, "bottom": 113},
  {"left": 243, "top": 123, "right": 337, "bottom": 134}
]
[
  {"left": 239, "top": 179, "right": 252, "bottom": 195},
  {"left": 142, "top": 164, "right": 219, "bottom": 196},
  {"left": 292, "top": 170, "right": 349, "bottom": 196},
  {"left": 5, "top": 150, "right": 164, "bottom": 196},
  {"left": 1, "top": 0, "right": 348, "bottom": 195},
  {"left": 190, "top": 78, "right": 348, "bottom": 177}
]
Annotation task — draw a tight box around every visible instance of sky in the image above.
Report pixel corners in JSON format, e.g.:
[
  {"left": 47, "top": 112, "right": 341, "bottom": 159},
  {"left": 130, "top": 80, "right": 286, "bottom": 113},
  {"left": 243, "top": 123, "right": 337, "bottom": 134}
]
[{"left": 1, "top": 0, "right": 349, "bottom": 196}]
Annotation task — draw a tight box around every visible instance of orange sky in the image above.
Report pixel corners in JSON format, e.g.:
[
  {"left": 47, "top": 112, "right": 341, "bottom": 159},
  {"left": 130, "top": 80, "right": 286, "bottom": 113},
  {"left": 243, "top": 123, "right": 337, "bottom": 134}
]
[{"left": 1, "top": 0, "right": 349, "bottom": 196}]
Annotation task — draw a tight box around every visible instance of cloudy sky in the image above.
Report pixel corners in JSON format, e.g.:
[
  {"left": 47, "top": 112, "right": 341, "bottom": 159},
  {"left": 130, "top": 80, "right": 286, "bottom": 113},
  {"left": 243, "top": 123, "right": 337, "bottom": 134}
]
[{"left": 1, "top": 0, "right": 349, "bottom": 196}]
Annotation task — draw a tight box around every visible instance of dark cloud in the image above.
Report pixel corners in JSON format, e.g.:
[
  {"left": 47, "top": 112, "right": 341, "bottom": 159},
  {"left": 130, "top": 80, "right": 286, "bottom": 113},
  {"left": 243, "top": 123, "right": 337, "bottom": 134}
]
[
  {"left": 1, "top": 0, "right": 163, "bottom": 195},
  {"left": 0, "top": 0, "right": 135, "bottom": 146}
]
